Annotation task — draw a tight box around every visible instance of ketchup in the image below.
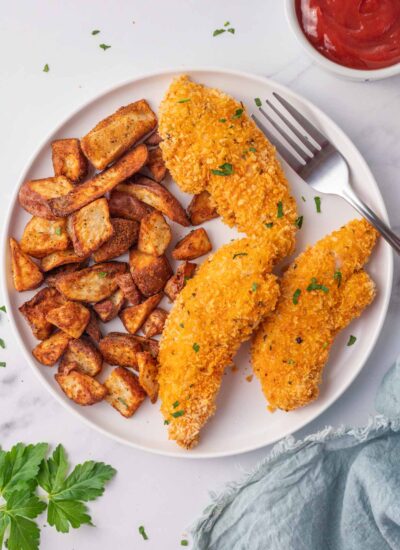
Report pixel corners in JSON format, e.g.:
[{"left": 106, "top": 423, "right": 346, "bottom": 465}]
[{"left": 296, "top": 0, "right": 400, "bottom": 70}]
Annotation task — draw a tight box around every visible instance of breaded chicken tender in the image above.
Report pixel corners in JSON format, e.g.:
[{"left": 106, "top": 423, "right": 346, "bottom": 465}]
[
  {"left": 158, "top": 238, "right": 280, "bottom": 449},
  {"left": 159, "top": 75, "right": 297, "bottom": 260},
  {"left": 252, "top": 219, "right": 378, "bottom": 412}
]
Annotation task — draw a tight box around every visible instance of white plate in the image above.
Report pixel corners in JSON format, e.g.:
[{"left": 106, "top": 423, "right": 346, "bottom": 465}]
[{"left": 1, "top": 68, "right": 393, "bottom": 459}]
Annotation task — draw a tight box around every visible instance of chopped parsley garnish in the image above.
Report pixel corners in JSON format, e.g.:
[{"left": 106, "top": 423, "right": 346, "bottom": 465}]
[
  {"left": 314, "top": 196, "right": 322, "bottom": 213},
  {"left": 249, "top": 147, "right": 257, "bottom": 152},
  {"left": 232, "top": 108, "right": 243, "bottom": 119},
  {"left": 179, "top": 322, "right": 184, "bottom": 328},
  {"left": 193, "top": 343, "right": 200, "bottom": 353},
  {"left": 323, "top": 342, "right": 329, "bottom": 349},
  {"left": 287, "top": 359, "right": 295, "bottom": 365},
  {"left": 0, "top": 338, "right": 5, "bottom": 349},
  {"left": 55, "top": 227, "right": 62, "bottom": 236},
  {"left": 117, "top": 397, "right": 128, "bottom": 408},
  {"left": 172, "top": 400, "right": 179, "bottom": 409},
  {"left": 164, "top": 419, "right": 170, "bottom": 425},
  {"left": 177, "top": 98, "right": 191, "bottom": 103},
  {"left": 139, "top": 525, "right": 149, "bottom": 540},
  {"left": 98, "top": 271, "right": 108, "bottom": 278},
  {"left": 293, "top": 289, "right": 301, "bottom": 304},
  {"left": 172, "top": 410, "right": 185, "bottom": 418},
  {"left": 228, "top": 28, "right": 235, "bottom": 34},
  {"left": 295, "top": 216, "right": 303, "bottom": 229},
  {"left": 219, "top": 118, "right": 227, "bottom": 123},
  {"left": 92, "top": 29, "right": 100, "bottom": 35},
  {"left": 233, "top": 252, "right": 248, "bottom": 259},
  {"left": 277, "top": 201, "right": 284, "bottom": 218},
  {"left": 211, "top": 163, "right": 234, "bottom": 176},
  {"left": 99, "top": 43, "right": 111, "bottom": 50},
  {"left": 213, "top": 29, "right": 225, "bottom": 36},
  {"left": 347, "top": 335, "right": 357, "bottom": 346},
  {"left": 224, "top": 21, "right": 230, "bottom": 26},
  {"left": 265, "top": 222, "right": 273, "bottom": 228},
  {"left": 181, "top": 541, "right": 189, "bottom": 546},
  {"left": 254, "top": 97, "right": 262, "bottom": 107},
  {"left": 306, "top": 277, "right": 329, "bottom": 293},
  {"left": 301, "top": 196, "right": 306, "bottom": 202},
  {"left": 334, "top": 270, "right": 342, "bottom": 287},
  {"left": 43, "top": 64, "right": 49, "bottom": 72},
  {"left": 251, "top": 282, "right": 259, "bottom": 292},
  {"left": 0, "top": 362, "right": 5, "bottom": 368},
  {"left": 0, "top": 305, "right": 6, "bottom": 312}
]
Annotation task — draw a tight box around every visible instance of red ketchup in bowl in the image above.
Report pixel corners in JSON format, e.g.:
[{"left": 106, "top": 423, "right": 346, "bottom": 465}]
[{"left": 295, "top": 0, "right": 400, "bottom": 70}]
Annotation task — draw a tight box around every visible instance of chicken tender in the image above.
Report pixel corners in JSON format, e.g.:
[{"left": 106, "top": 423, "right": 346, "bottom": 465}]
[
  {"left": 159, "top": 75, "right": 297, "bottom": 259},
  {"left": 252, "top": 219, "right": 378, "bottom": 412},
  {"left": 158, "top": 237, "right": 280, "bottom": 449}
]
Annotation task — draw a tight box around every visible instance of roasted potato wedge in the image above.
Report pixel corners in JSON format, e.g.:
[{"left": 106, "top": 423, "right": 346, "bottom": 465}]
[
  {"left": 81, "top": 100, "right": 157, "bottom": 170},
  {"left": 18, "top": 176, "right": 73, "bottom": 220},
  {"left": 138, "top": 211, "right": 171, "bottom": 257},
  {"left": 20, "top": 217, "right": 69, "bottom": 259},
  {"left": 67, "top": 198, "right": 114, "bottom": 257},
  {"left": 93, "top": 288, "right": 125, "bottom": 322},
  {"left": 132, "top": 335, "right": 159, "bottom": 358},
  {"left": 51, "top": 138, "right": 88, "bottom": 183},
  {"left": 93, "top": 218, "right": 139, "bottom": 263},
  {"left": 119, "top": 293, "right": 163, "bottom": 334},
  {"left": 172, "top": 228, "right": 212, "bottom": 260},
  {"left": 41, "top": 249, "right": 85, "bottom": 272},
  {"left": 164, "top": 261, "right": 197, "bottom": 302},
  {"left": 10, "top": 237, "right": 43, "bottom": 292},
  {"left": 46, "top": 260, "right": 89, "bottom": 287},
  {"left": 84, "top": 309, "right": 102, "bottom": 343},
  {"left": 145, "top": 130, "right": 162, "bottom": 146},
  {"left": 108, "top": 190, "right": 153, "bottom": 221},
  {"left": 104, "top": 366, "right": 146, "bottom": 417},
  {"left": 55, "top": 261, "right": 126, "bottom": 302},
  {"left": 187, "top": 190, "right": 219, "bottom": 225},
  {"left": 55, "top": 370, "right": 107, "bottom": 405},
  {"left": 142, "top": 308, "right": 168, "bottom": 338},
  {"left": 19, "top": 287, "right": 66, "bottom": 340},
  {"left": 115, "top": 272, "right": 141, "bottom": 305},
  {"left": 32, "top": 330, "right": 72, "bottom": 366},
  {"left": 137, "top": 351, "right": 159, "bottom": 403},
  {"left": 59, "top": 337, "right": 103, "bottom": 376},
  {"left": 99, "top": 332, "right": 142, "bottom": 369},
  {"left": 129, "top": 249, "right": 172, "bottom": 296},
  {"left": 116, "top": 177, "right": 189, "bottom": 226},
  {"left": 49, "top": 145, "right": 148, "bottom": 217},
  {"left": 147, "top": 147, "right": 167, "bottom": 182},
  {"left": 46, "top": 301, "right": 90, "bottom": 338}
]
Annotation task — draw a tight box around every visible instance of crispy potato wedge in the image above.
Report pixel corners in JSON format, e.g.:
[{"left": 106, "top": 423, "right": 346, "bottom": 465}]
[
  {"left": 132, "top": 335, "right": 159, "bottom": 358},
  {"left": 81, "top": 100, "right": 157, "bottom": 170},
  {"left": 32, "top": 330, "right": 72, "bottom": 366},
  {"left": 55, "top": 261, "right": 126, "bottom": 302},
  {"left": 104, "top": 366, "right": 146, "bottom": 417},
  {"left": 137, "top": 351, "right": 159, "bottom": 403},
  {"left": 20, "top": 217, "right": 69, "bottom": 259},
  {"left": 99, "top": 332, "right": 142, "bottom": 369},
  {"left": 147, "top": 147, "right": 167, "bottom": 182},
  {"left": 93, "top": 288, "right": 125, "bottom": 322},
  {"left": 41, "top": 249, "right": 85, "bottom": 272},
  {"left": 45, "top": 260, "right": 88, "bottom": 287},
  {"left": 142, "top": 308, "right": 168, "bottom": 338},
  {"left": 67, "top": 198, "right": 114, "bottom": 257},
  {"left": 55, "top": 370, "right": 107, "bottom": 405},
  {"left": 115, "top": 272, "right": 141, "bottom": 305},
  {"left": 46, "top": 301, "right": 90, "bottom": 338},
  {"left": 138, "top": 211, "right": 171, "bottom": 257},
  {"left": 129, "top": 249, "right": 172, "bottom": 296},
  {"left": 108, "top": 190, "right": 153, "bottom": 221},
  {"left": 145, "top": 130, "right": 162, "bottom": 146},
  {"left": 19, "top": 287, "right": 66, "bottom": 340},
  {"left": 187, "top": 190, "right": 219, "bottom": 225},
  {"left": 93, "top": 218, "right": 139, "bottom": 263},
  {"left": 18, "top": 176, "right": 74, "bottom": 220},
  {"left": 172, "top": 228, "right": 212, "bottom": 260},
  {"left": 59, "top": 337, "right": 103, "bottom": 376},
  {"left": 164, "top": 261, "right": 197, "bottom": 302},
  {"left": 10, "top": 238, "right": 43, "bottom": 292},
  {"left": 116, "top": 177, "right": 189, "bottom": 226},
  {"left": 51, "top": 138, "right": 88, "bottom": 183},
  {"left": 119, "top": 293, "right": 163, "bottom": 334},
  {"left": 49, "top": 145, "right": 148, "bottom": 217},
  {"left": 85, "top": 309, "right": 102, "bottom": 343}
]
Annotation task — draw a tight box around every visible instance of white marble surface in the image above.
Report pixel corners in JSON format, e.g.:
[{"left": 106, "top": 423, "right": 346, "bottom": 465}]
[{"left": 1, "top": 1, "right": 400, "bottom": 548}]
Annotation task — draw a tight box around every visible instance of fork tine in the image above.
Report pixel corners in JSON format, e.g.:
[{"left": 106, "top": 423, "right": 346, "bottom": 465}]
[
  {"left": 251, "top": 114, "right": 304, "bottom": 172},
  {"left": 273, "top": 92, "right": 329, "bottom": 148},
  {"left": 259, "top": 106, "right": 312, "bottom": 161}
]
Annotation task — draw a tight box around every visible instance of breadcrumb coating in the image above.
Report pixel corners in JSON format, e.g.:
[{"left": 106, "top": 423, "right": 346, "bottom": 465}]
[
  {"left": 159, "top": 75, "right": 297, "bottom": 260},
  {"left": 158, "top": 237, "right": 280, "bottom": 449},
  {"left": 252, "top": 219, "right": 378, "bottom": 412}
]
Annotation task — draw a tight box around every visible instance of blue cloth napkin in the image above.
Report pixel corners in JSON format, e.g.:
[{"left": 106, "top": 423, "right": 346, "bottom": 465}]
[{"left": 192, "top": 359, "right": 400, "bottom": 550}]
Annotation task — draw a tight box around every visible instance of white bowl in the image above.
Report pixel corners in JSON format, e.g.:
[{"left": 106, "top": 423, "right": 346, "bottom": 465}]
[{"left": 285, "top": 0, "right": 400, "bottom": 81}]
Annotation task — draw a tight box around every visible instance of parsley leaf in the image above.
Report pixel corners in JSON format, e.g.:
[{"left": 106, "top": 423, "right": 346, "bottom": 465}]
[
  {"left": 251, "top": 282, "right": 259, "bottom": 292},
  {"left": 0, "top": 362, "right": 5, "bottom": 368},
  {"left": 293, "top": 289, "right": 301, "bottom": 305},
  {"left": 139, "top": 525, "right": 148, "bottom": 540},
  {"left": 295, "top": 216, "right": 303, "bottom": 229},
  {"left": 233, "top": 252, "right": 248, "bottom": 259},
  {"left": 249, "top": 147, "right": 257, "bottom": 152},
  {"left": 219, "top": 118, "right": 226, "bottom": 123},
  {"left": 224, "top": 21, "right": 230, "bottom": 27},
  {"left": 97, "top": 271, "right": 108, "bottom": 278},
  {"left": 43, "top": 64, "right": 49, "bottom": 73},
  {"left": 0, "top": 443, "right": 48, "bottom": 496},
  {"left": 54, "top": 227, "right": 62, "bottom": 236},
  {"left": 0, "top": 306, "right": 6, "bottom": 313},
  {"left": 254, "top": 97, "right": 262, "bottom": 107},
  {"left": 99, "top": 44, "right": 111, "bottom": 50},
  {"left": 172, "top": 410, "right": 185, "bottom": 418},
  {"left": 314, "top": 196, "right": 322, "bottom": 213},
  {"left": 211, "top": 163, "right": 234, "bottom": 177},
  {"left": 177, "top": 98, "right": 191, "bottom": 103},
  {"left": 228, "top": 28, "right": 235, "bottom": 34},
  {"left": 333, "top": 270, "right": 342, "bottom": 287},
  {"left": 232, "top": 108, "right": 243, "bottom": 119},
  {"left": 193, "top": 343, "right": 200, "bottom": 353},
  {"left": 306, "top": 277, "right": 329, "bottom": 293},
  {"left": 213, "top": 29, "right": 225, "bottom": 36},
  {"left": 265, "top": 222, "right": 273, "bottom": 228},
  {"left": 92, "top": 30, "right": 100, "bottom": 35},
  {"left": 172, "top": 401, "right": 179, "bottom": 408},
  {"left": 181, "top": 540, "right": 189, "bottom": 546},
  {"left": 0, "top": 339, "right": 5, "bottom": 349},
  {"left": 277, "top": 201, "right": 284, "bottom": 218},
  {"left": 347, "top": 335, "right": 357, "bottom": 347}
]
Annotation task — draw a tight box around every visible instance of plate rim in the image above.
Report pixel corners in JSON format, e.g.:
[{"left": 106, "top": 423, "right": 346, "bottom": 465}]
[{"left": 1, "top": 66, "right": 394, "bottom": 459}]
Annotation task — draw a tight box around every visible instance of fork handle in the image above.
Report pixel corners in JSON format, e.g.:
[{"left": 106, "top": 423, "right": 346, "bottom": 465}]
[{"left": 343, "top": 187, "right": 400, "bottom": 254}]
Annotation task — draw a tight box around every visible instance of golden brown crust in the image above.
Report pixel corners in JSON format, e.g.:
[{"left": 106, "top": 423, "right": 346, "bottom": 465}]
[
  {"left": 84, "top": 309, "right": 102, "bottom": 343},
  {"left": 67, "top": 198, "right": 114, "bottom": 257},
  {"left": 92, "top": 218, "right": 139, "bottom": 263},
  {"left": 147, "top": 146, "right": 167, "bottom": 182},
  {"left": 164, "top": 262, "right": 197, "bottom": 302},
  {"left": 20, "top": 217, "right": 69, "bottom": 259},
  {"left": 32, "top": 330, "right": 72, "bottom": 366},
  {"left": 187, "top": 191, "right": 219, "bottom": 226},
  {"left": 18, "top": 176, "right": 73, "bottom": 220},
  {"left": 55, "top": 370, "right": 107, "bottom": 405},
  {"left": 93, "top": 288, "right": 125, "bottom": 322},
  {"left": 19, "top": 287, "right": 66, "bottom": 340},
  {"left": 119, "top": 293, "right": 163, "bottom": 334},
  {"left": 41, "top": 249, "right": 86, "bottom": 272},
  {"left": 137, "top": 351, "right": 159, "bottom": 403},
  {"left": 115, "top": 273, "right": 142, "bottom": 305},
  {"left": 46, "top": 301, "right": 90, "bottom": 339},
  {"left": 142, "top": 308, "right": 168, "bottom": 338},
  {"left": 138, "top": 211, "right": 171, "bottom": 257},
  {"left": 99, "top": 332, "right": 142, "bottom": 369},
  {"left": 129, "top": 249, "right": 172, "bottom": 296},
  {"left": 51, "top": 138, "right": 88, "bottom": 183},
  {"left": 104, "top": 366, "right": 146, "bottom": 417},
  {"left": 59, "top": 337, "right": 103, "bottom": 376},
  {"left": 172, "top": 228, "right": 212, "bottom": 261},
  {"left": 10, "top": 237, "right": 43, "bottom": 292}
]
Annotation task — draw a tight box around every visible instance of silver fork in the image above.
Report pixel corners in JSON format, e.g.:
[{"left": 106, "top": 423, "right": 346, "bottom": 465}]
[{"left": 252, "top": 93, "right": 400, "bottom": 254}]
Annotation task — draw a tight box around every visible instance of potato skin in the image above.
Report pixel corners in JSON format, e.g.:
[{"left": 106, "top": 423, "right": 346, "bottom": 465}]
[
  {"left": 41, "top": 249, "right": 85, "bottom": 272},
  {"left": 84, "top": 309, "right": 102, "bottom": 343},
  {"left": 93, "top": 288, "right": 125, "bottom": 322},
  {"left": 19, "top": 287, "right": 66, "bottom": 340},
  {"left": 142, "top": 308, "right": 168, "bottom": 338},
  {"left": 164, "top": 261, "right": 197, "bottom": 302},
  {"left": 55, "top": 370, "right": 107, "bottom": 405},
  {"left": 129, "top": 249, "right": 172, "bottom": 296},
  {"left": 172, "top": 228, "right": 212, "bottom": 260},
  {"left": 104, "top": 366, "right": 146, "bottom": 417},
  {"left": 119, "top": 293, "right": 163, "bottom": 335},
  {"left": 99, "top": 332, "right": 142, "bottom": 369},
  {"left": 147, "top": 147, "right": 167, "bottom": 182},
  {"left": 59, "top": 337, "right": 103, "bottom": 376},
  {"left": 20, "top": 217, "right": 69, "bottom": 259},
  {"left": 67, "top": 198, "right": 114, "bottom": 257},
  {"left": 108, "top": 190, "right": 153, "bottom": 221},
  {"left": 18, "top": 176, "right": 73, "bottom": 220},
  {"left": 10, "top": 238, "right": 43, "bottom": 292},
  {"left": 81, "top": 99, "right": 157, "bottom": 170},
  {"left": 51, "top": 138, "right": 88, "bottom": 183},
  {"left": 115, "top": 273, "right": 142, "bottom": 305},
  {"left": 46, "top": 301, "right": 90, "bottom": 339},
  {"left": 32, "top": 330, "right": 72, "bottom": 366},
  {"left": 138, "top": 211, "right": 171, "bottom": 257},
  {"left": 137, "top": 351, "right": 159, "bottom": 403},
  {"left": 92, "top": 218, "right": 139, "bottom": 263},
  {"left": 187, "top": 190, "right": 219, "bottom": 225}
]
